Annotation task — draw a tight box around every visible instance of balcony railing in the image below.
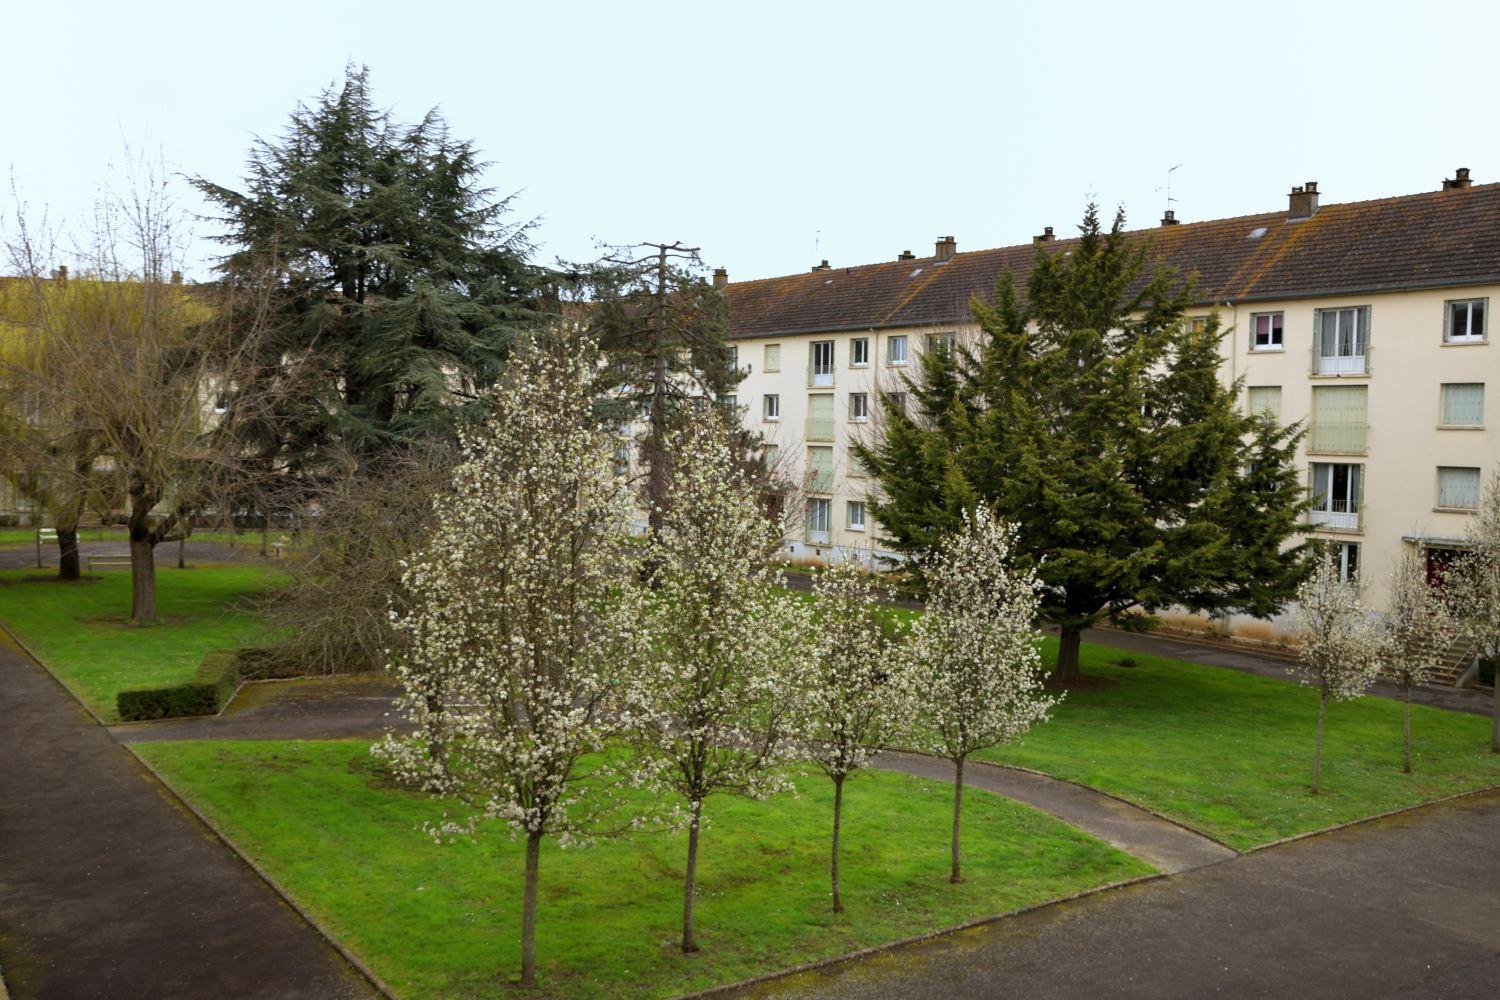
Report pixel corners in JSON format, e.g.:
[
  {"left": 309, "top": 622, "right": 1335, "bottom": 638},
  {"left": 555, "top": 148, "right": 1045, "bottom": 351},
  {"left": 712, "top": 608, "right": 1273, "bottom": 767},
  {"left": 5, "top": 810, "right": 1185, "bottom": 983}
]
[
  {"left": 1311, "top": 343, "right": 1371, "bottom": 376},
  {"left": 808, "top": 369, "right": 835, "bottom": 388},
  {"left": 1308, "top": 503, "right": 1363, "bottom": 532},
  {"left": 1307, "top": 421, "right": 1368, "bottom": 455},
  {"left": 805, "top": 415, "right": 835, "bottom": 442}
]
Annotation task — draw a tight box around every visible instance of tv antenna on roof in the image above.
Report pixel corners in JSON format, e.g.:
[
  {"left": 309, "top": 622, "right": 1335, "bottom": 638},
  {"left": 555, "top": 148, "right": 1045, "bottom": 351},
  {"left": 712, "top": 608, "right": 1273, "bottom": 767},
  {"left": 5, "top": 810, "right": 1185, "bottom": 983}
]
[{"left": 1157, "top": 163, "right": 1183, "bottom": 217}]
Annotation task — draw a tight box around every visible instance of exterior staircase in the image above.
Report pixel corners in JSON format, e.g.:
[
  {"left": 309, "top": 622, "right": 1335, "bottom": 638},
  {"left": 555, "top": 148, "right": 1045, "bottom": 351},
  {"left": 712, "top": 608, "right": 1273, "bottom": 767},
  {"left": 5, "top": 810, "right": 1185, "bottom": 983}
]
[{"left": 1429, "top": 631, "right": 1481, "bottom": 687}]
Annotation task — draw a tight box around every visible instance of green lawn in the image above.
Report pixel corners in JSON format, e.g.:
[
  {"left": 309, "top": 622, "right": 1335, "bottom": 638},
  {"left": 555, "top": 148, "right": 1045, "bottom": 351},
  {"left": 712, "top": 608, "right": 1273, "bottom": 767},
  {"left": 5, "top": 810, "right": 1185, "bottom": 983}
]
[
  {"left": 0, "top": 565, "right": 280, "bottom": 721},
  {"left": 137, "top": 739, "right": 1152, "bottom": 999},
  {"left": 0, "top": 527, "right": 285, "bottom": 547},
  {"left": 979, "top": 639, "right": 1500, "bottom": 850}
]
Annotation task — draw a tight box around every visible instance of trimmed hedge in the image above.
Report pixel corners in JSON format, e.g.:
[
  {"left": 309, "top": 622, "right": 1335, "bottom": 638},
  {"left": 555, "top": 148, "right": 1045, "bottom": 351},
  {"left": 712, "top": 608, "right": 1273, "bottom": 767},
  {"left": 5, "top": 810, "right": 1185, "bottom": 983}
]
[{"left": 116, "top": 650, "right": 242, "bottom": 722}]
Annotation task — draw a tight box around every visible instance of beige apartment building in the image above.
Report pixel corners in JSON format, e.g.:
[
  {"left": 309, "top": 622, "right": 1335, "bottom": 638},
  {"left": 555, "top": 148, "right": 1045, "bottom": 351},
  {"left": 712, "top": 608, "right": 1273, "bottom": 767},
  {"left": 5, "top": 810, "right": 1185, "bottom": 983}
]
[{"left": 720, "top": 170, "right": 1500, "bottom": 648}]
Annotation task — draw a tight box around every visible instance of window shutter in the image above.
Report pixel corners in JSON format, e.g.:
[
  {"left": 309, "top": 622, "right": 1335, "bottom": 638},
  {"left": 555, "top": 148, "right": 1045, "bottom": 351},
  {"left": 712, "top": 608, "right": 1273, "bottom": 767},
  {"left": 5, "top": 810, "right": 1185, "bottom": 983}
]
[
  {"left": 1442, "top": 383, "right": 1485, "bottom": 426},
  {"left": 765, "top": 344, "right": 781, "bottom": 371}
]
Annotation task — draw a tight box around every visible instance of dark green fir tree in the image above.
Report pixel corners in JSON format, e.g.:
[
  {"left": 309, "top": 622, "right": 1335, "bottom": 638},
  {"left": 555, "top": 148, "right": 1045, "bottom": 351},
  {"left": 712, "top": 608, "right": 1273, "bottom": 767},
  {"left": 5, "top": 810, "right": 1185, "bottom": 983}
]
[{"left": 859, "top": 205, "right": 1309, "bottom": 682}]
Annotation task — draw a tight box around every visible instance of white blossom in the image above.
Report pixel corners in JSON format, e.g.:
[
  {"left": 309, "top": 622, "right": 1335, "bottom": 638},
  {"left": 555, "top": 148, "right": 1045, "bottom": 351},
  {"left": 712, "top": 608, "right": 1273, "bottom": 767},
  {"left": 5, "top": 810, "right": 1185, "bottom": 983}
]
[
  {"left": 1445, "top": 469, "right": 1500, "bottom": 753},
  {"left": 1292, "top": 548, "right": 1387, "bottom": 792},
  {"left": 624, "top": 408, "right": 809, "bottom": 953},
  {"left": 903, "top": 502, "right": 1058, "bottom": 883},
  {"left": 1383, "top": 546, "right": 1452, "bottom": 772},
  {"left": 372, "top": 327, "right": 649, "bottom": 988}
]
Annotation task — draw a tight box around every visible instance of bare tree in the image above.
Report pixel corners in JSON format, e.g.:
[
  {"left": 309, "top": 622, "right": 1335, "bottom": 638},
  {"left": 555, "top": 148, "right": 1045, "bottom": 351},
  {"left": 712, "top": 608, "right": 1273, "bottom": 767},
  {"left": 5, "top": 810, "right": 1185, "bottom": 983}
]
[{"left": 2, "top": 158, "right": 279, "bottom": 622}]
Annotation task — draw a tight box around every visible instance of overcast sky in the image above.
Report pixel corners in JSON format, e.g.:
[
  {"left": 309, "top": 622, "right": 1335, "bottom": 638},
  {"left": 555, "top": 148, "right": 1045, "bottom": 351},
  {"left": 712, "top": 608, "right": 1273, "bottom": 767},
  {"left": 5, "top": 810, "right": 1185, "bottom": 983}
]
[{"left": 7, "top": 0, "right": 1498, "bottom": 282}]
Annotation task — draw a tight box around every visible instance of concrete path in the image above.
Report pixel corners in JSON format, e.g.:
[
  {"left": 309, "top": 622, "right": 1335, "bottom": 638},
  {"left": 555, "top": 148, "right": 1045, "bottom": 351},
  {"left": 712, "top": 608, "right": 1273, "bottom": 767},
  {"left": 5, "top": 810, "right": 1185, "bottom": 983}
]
[
  {"left": 872, "top": 751, "right": 1234, "bottom": 874},
  {"left": 0, "top": 633, "right": 377, "bottom": 999},
  {"left": 729, "top": 788, "right": 1500, "bottom": 999}
]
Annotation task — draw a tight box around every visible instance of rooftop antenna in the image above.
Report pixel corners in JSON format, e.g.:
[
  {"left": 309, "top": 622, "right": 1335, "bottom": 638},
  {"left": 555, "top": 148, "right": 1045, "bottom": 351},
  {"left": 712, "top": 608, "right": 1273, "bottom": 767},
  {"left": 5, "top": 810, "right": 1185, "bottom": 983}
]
[
  {"left": 1156, "top": 163, "right": 1182, "bottom": 217},
  {"left": 812, "top": 228, "right": 821, "bottom": 260}
]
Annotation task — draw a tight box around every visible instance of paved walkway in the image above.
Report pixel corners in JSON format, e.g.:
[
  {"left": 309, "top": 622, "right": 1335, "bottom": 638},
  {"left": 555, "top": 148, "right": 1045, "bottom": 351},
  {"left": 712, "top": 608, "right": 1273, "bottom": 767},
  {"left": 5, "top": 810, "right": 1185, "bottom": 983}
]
[
  {"left": 0, "top": 633, "right": 376, "bottom": 999},
  {"left": 872, "top": 751, "right": 1234, "bottom": 873},
  {"left": 730, "top": 788, "right": 1500, "bottom": 999}
]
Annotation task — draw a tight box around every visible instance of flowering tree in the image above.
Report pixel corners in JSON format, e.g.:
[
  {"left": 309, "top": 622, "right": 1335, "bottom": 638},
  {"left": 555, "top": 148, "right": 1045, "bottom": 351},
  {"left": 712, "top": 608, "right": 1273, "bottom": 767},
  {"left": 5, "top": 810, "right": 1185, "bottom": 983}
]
[
  {"left": 1447, "top": 470, "right": 1500, "bottom": 753},
  {"left": 628, "top": 410, "right": 810, "bottom": 953},
  {"left": 374, "top": 329, "right": 646, "bottom": 989},
  {"left": 1292, "top": 550, "right": 1386, "bottom": 793},
  {"left": 1384, "top": 547, "right": 1452, "bottom": 772},
  {"left": 906, "top": 503, "right": 1057, "bottom": 883},
  {"left": 794, "top": 561, "right": 913, "bottom": 913}
]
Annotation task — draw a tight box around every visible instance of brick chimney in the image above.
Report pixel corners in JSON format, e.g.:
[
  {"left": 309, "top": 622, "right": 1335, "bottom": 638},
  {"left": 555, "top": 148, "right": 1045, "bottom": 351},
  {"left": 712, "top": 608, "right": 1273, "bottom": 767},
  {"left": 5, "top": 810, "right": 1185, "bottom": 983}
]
[
  {"left": 712, "top": 267, "right": 728, "bottom": 289},
  {"left": 1288, "top": 181, "right": 1320, "bottom": 219},
  {"left": 934, "top": 236, "right": 957, "bottom": 261},
  {"left": 1034, "top": 226, "right": 1055, "bottom": 243},
  {"left": 1442, "top": 167, "right": 1473, "bottom": 190},
  {"left": 897, "top": 249, "right": 915, "bottom": 261},
  {"left": 1161, "top": 210, "right": 1179, "bottom": 226},
  {"left": 810, "top": 259, "right": 831, "bottom": 272}
]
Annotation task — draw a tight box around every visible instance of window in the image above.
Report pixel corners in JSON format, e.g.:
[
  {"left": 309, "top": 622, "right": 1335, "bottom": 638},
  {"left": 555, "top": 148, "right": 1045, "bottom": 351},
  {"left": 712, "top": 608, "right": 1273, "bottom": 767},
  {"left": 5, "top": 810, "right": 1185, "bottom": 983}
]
[
  {"left": 849, "top": 392, "right": 869, "bottom": 421},
  {"left": 806, "top": 393, "right": 835, "bottom": 441},
  {"left": 1310, "top": 463, "right": 1362, "bottom": 530},
  {"left": 887, "top": 391, "right": 907, "bottom": 415},
  {"left": 810, "top": 340, "right": 835, "bottom": 387},
  {"left": 1186, "top": 316, "right": 1209, "bottom": 337},
  {"left": 763, "top": 444, "right": 780, "bottom": 468},
  {"left": 1313, "top": 306, "right": 1370, "bottom": 375},
  {"left": 763, "top": 394, "right": 780, "bottom": 421},
  {"left": 926, "top": 332, "right": 955, "bottom": 355},
  {"left": 846, "top": 500, "right": 866, "bottom": 531},
  {"left": 765, "top": 344, "right": 782, "bottom": 371},
  {"left": 1446, "top": 298, "right": 1487, "bottom": 343},
  {"left": 723, "top": 394, "right": 738, "bottom": 411},
  {"left": 1333, "top": 541, "right": 1359, "bottom": 582},
  {"left": 851, "top": 337, "right": 869, "bottom": 367},
  {"left": 1309, "top": 385, "right": 1367, "bottom": 454},
  {"left": 728, "top": 346, "right": 739, "bottom": 370},
  {"left": 807, "top": 446, "right": 834, "bottom": 493},
  {"left": 888, "top": 335, "right": 909, "bottom": 365},
  {"left": 1247, "top": 385, "right": 1281, "bottom": 419},
  {"left": 1441, "top": 383, "right": 1485, "bottom": 427},
  {"left": 1437, "top": 466, "right": 1481, "bottom": 510},
  {"left": 1251, "top": 312, "right": 1284, "bottom": 351},
  {"left": 613, "top": 441, "right": 631, "bottom": 478},
  {"left": 807, "top": 497, "right": 832, "bottom": 541}
]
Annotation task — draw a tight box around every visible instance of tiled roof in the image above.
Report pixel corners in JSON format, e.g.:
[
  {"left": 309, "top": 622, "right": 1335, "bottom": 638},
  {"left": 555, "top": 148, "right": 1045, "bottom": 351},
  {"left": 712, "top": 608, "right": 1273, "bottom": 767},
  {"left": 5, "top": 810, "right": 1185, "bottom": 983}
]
[{"left": 723, "top": 183, "right": 1500, "bottom": 338}]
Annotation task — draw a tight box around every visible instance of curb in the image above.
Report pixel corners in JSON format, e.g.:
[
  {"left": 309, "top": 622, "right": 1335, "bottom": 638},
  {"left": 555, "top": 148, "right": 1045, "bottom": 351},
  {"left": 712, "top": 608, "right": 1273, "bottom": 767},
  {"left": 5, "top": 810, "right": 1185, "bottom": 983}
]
[
  {"left": 677, "top": 871, "right": 1168, "bottom": 998},
  {"left": 127, "top": 746, "right": 402, "bottom": 1000}
]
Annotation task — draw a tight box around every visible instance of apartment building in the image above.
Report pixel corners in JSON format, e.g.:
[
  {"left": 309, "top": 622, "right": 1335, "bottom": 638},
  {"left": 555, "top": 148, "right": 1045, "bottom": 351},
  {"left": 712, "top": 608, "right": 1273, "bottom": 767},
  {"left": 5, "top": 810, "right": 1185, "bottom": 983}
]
[{"left": 720, "top": 171, "right": 1500, "bottom": 640}]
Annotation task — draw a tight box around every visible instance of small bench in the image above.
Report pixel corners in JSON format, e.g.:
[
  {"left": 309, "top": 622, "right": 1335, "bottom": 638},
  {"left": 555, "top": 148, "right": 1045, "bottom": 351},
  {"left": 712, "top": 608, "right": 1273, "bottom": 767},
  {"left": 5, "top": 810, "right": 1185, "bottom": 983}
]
[{"left": 87, "top": 554, "right": 133, "bottom": 571}]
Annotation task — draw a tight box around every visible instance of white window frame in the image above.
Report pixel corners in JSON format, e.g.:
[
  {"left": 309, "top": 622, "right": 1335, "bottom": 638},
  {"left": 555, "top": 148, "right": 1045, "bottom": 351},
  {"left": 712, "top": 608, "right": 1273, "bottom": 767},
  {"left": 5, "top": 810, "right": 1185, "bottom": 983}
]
[
  {"left": 1445, "top": 298, "right": 1488, "bottom": 344},
  {"left": 1250, "top": 311, "right": 1284, "bottom": 352},
  {"left": 1333, "top": 541, "right": 1359, "bottom": 582},
  {"left": 763, "top": 394, "right": 780, "bottom": 421},
  {"left": 1313, "top": 306, "right": 1371, "bottom": 375},
  {"left": 846, "top": 500, "right": 866, "bottom": 531},
  {"left": 728, "top": 346, "right": 739, "bottom": 370},
  {"left": 810, "top": 340, "right": 835, "bottom": 387},
  {"left": 849, "top": 392, "right": 869, "bottom": 422},
  {"left": 926, "top": 332, "right": 955, "bottom": 356},
  {"left": 807, "top": 497, "right": 832, "bottom": 542},
  {"left": 1310, "top": 462, "right": 1362, "bottom": 530},
  {"left": 887, "top": 335, "right": 909, "bottom": 366},
  {"left": 851, "top": 337, "right": 870, "bottom": 367}
]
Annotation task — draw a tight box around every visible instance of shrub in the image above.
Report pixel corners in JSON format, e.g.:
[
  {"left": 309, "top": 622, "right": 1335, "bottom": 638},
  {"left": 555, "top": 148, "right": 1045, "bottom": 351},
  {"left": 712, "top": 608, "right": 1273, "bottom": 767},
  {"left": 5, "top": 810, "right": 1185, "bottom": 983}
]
[{"left": 116, "top": 649, "right": 241, "bottom": 721}]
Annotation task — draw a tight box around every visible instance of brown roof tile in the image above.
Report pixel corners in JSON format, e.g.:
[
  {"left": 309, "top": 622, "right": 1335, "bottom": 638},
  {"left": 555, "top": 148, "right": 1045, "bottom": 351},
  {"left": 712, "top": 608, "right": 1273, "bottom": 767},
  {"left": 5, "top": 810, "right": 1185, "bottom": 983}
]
[{"left": 724, "top": 183, "right": 1500, "bottom": 337}]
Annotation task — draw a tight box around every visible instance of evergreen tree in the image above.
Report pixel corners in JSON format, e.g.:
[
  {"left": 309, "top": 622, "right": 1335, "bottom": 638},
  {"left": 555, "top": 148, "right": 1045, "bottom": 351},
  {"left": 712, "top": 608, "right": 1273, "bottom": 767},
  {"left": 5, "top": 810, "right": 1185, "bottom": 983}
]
[
  {"left": 860, "top": 205, "right": 1309, "bottom": 682},
  {"left": 194, "top": 66, "right": 538, "bottom": 474}
]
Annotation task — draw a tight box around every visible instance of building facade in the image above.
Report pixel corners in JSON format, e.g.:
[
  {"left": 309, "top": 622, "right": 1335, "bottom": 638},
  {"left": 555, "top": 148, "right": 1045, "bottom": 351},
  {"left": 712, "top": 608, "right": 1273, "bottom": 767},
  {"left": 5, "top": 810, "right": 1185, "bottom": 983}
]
[{"left": 720, "top": 171, "right": 1500, "bottom": 643}]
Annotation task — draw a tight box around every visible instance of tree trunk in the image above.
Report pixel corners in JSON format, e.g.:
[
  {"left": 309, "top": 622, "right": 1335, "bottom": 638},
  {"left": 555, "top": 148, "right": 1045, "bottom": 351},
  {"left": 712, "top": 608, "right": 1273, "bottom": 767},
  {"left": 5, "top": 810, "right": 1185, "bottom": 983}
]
[
  {"left": 950, "top": 756, "right": 965, "bottom": 884},
  {"left": 1312, "top": 693, "right": 1327, "bottom": 794},
  {"left": 1050, "top": 627, "right": 1083, "bottom": 685},
  {"left": 831, "top": 774, "right": 845, "bottom": 914},
  {"left": 177, "top": 533, "right": 186, "bottom": 570},
  {"left": 130, "top": 534, "right": 157, "bottom": 625},
  {"left": 56, "top": 526, "right": 81, "bottom": 581},
  {"left": 519, "top": 829, "right": 542, "bottom": 989},
  {"left": 682, "top": 801, "right": 703, "bottom": 953},
  {"left": 1403, "top": 686, "right": 1413, "bottom": 774}
]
